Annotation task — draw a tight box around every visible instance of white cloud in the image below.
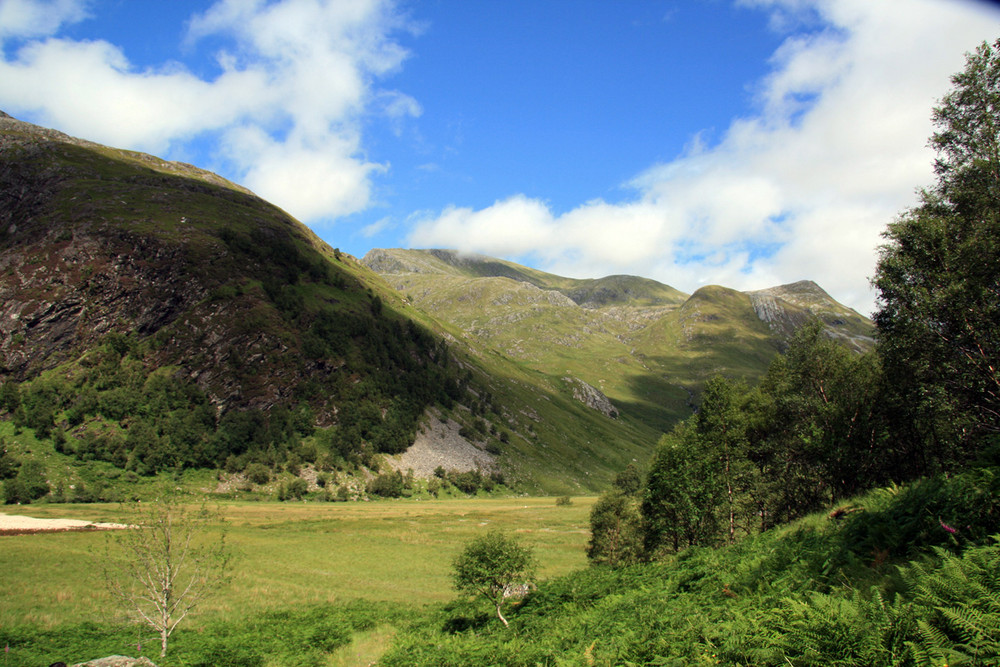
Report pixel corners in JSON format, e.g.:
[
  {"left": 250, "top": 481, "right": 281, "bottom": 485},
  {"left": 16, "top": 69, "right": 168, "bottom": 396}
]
[
  {"left": 361, "top": 216, "right": 392, "bottom": 238},
  {"left": 0, "top": 0, "right": 89, "bottom": 42},
  {"left": 408, "top": 0, "right": 1000, "bottom": 314},
  {"left": 0, "top": 0, "right": 416, "bottom": 224}
]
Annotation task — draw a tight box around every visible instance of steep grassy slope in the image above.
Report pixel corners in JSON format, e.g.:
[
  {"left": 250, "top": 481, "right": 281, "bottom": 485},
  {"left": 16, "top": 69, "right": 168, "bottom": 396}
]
[
  {"left": 364, "top": 248, "right": 874, "bottom": 433},
  {"left": 0, "top": 113, "right": 653, "bottom": 494}
]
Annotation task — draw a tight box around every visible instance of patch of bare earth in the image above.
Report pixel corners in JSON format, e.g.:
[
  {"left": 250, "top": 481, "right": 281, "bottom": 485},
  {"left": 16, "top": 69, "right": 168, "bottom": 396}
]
[
  {"left": 0, "top": 513, "right": 128, "bottom": 536},
  {"left": 387, "top": 411, "right": 497, "bottom": 477}
]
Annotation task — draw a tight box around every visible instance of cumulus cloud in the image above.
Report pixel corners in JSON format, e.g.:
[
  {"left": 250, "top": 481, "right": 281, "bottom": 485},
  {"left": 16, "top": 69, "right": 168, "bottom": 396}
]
[
  {"left": 0, "top": 0, "right": 89, "bottom": 41},
  {"left": 0, "top": 0, "right": 416, "bottom": 224},
  {"left": 408, "top": 0, "right": 1000, "bottom": 314}
]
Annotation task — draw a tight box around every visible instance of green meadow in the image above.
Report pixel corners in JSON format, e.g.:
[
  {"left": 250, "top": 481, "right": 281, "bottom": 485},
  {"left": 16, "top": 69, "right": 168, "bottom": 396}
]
[{"left": 0, "top": 496, "right": 594, "bottom": 663}]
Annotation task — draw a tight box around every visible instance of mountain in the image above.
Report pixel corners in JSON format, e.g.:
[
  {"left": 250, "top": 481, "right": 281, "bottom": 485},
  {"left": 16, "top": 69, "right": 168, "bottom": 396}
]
[
  {"left": 363, "top": 248, "right": 874, "bottom": 432},
  {"left": 0, "top": 112, "right": 656, "bottom": 495}
]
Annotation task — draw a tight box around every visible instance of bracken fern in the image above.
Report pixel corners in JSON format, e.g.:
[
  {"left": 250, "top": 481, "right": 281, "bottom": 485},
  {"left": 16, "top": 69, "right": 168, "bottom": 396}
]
[{"left": 904, "top": 539, "right": 1000, "bottom": 665}]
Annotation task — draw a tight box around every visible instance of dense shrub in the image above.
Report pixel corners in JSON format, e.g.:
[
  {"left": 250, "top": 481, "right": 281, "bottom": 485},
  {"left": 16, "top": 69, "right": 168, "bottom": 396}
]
[
  {"left": 277, "top": 477, "right": 308, "bottom": 501},
  {"left": 368, "top": 470, "right": 405, "bottom": 498}
]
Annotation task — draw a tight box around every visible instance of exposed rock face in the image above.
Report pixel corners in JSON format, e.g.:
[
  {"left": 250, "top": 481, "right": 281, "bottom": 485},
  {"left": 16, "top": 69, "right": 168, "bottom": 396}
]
[
  {"left": 747, "top": 281, "right": 875, "bottom": 351},
  {"left": 0, "top": 227, "right": 209, "bottom": 378},
  {"left": 564, "top": 377, "right": 619, "bottom": 419},
  {"left": 0, "top": 111, "right": 345, "bottom": 415},
  {"left": 72, "top": 657, "right": 157, "bottom": 667}
]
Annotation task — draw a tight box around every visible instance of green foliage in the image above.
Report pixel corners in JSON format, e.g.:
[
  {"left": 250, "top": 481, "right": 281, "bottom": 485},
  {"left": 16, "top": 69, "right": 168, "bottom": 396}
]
[
  {"left": 452, "top": 530, "right": 537, "bottom": 627},
  {"left": 386, "top": 469, "right": 1000, "bottom": 666},
  {"left": 368, "top": 470, "right": 406, "bottom": 498},
  {"left": 874, "top": 38, "right": 1000, "bottom": 471},
  {"left": 642, "top": 421, "right": 722, "bottom": 553},
  {"left": 905, "top": 541, "right": 1000, "bottom": 665},
  {"left": 3, "top": 476, "right": 29, "bottom": 504},
  {"left": 277, "top": 477, "right": 308, "bottom": 501},
  {"left": 0, "top": 438, "right": 20, "bottom": 479},
  {"left": 244, "top": 463, "right": 270, "bottom": 485},
  {"left": 3, "top": 458, "right": 49, "bottom": 504},
  {"left": 612, "top": 462, "right": 641, "bottom": 495},
  {"left": 643, "top": 322, "right": 888, "bottom": 552},
  {"left": 15, "top": 459, "right": 49, "bottom": 500},
  {"left": 586, "top": 490, "right": 644, "bottom": 567},
  {"left": 0, "top": 600, "right": 404, "bottom": 667}
]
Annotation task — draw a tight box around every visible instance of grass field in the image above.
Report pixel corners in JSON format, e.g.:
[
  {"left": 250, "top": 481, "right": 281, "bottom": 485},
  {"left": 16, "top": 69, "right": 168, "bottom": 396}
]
[{"left": 0, "top": 496, "right": 596, "bottom": 630}]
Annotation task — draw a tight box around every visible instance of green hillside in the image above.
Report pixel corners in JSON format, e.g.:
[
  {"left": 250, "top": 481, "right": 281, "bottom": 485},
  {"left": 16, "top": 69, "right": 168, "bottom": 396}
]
[
  {"left": 0, "top": 113, "right": 655, "bottom": 497},
  {"left": 382, "top": 468, "right": 1000, "bottom": 666},
  {"left": 364, "top": 248, "right": 874, "bottom": 433}
]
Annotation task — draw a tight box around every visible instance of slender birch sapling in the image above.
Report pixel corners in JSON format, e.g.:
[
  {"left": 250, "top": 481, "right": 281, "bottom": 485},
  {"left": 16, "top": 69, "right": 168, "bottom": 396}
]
[{"left": 100, "top": 497, "right": 232, "bottom": 658}]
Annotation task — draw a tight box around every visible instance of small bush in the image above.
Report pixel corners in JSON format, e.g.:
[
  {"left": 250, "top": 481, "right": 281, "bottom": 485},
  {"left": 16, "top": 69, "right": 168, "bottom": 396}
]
[
  {"left": 244, "top": 463, "right": 270, "bottom": 485},
  {"left": 278, "top": 477, "right": 308, "bottom": 501}
]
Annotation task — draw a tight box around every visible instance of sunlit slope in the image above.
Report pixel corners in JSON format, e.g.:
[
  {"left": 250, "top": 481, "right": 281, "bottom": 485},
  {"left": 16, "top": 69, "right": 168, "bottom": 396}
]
[{"left": 365, "top": 248, "right": 874, "bottom": 433}]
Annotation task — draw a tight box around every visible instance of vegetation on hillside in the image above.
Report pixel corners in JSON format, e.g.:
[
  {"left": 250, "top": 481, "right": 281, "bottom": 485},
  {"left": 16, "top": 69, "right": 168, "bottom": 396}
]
[
  {"left": 0, "top": 113, "right": 655, "bottom": 496},
  {"left": 384, "top": 38, "right": 1000, "bottom": 665},
  {"left": 364, "top": 248, "right": 874, "bottom": 435},
  {"left": 0, "top": 34, "right": 997, "bottom": 667},
  {"left": 383, "top": 470, "right": 1000, "bottom": 666}
]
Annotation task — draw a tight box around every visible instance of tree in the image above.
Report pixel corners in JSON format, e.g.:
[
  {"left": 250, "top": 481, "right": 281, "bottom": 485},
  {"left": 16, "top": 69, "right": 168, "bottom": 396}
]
[
  {"left": 612, "top": 463, "right": 642, "bottom": 496},
  {"left": 642, "top": 422, "right": 721, "bottom": 553},
  {"left": 16, "top": 459, "right": 49, "bottom": 501},
  {"left": 693, "top": 377, "right": 758, "bottom": 544},
  {"left": 452, "top": 530, "right": 536, "bottom": 628},
  {"left": 587, "top": 490, "right": 643, "bottom": 567},
  {"left": 101, "top": 497, "right": 232, "bottom": 658},
  {"left": 874, "top": 38, "right": 1000, "bottom": 469},
  {"left": 758, "top": 321, "right": 889, "bottom": 510}
]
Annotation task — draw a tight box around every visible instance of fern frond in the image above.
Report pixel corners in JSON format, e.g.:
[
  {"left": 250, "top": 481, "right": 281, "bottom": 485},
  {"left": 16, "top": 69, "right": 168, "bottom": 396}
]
[
  {"left": 915, "top": 619, "right": 951, "bottom": 656},
  {"left": 939, "top": 605, "right": 994, "bottom": 645}
]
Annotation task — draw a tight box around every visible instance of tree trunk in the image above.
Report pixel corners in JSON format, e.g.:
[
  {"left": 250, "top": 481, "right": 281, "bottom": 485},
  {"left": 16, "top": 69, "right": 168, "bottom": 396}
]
[
  {"left": 725, "top": 452, "right": 735, "bottom": 544},
  {"left": 496, "top": 604, "right": 509, "bottom": 628}
]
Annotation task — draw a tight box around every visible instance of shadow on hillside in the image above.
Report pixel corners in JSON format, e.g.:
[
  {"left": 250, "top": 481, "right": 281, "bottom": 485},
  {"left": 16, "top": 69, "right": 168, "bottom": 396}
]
[{"left": 442, "top": 612, "right": 491, "bottom": 634}]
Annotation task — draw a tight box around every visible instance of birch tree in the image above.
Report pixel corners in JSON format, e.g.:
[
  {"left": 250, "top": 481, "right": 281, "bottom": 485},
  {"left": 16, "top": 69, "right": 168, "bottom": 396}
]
[
  {"left": 101, "top": 497, "right": 232, "bottom": 658},
  {"left": 452, "top": 530, "right": 536, "bottom": 628}
]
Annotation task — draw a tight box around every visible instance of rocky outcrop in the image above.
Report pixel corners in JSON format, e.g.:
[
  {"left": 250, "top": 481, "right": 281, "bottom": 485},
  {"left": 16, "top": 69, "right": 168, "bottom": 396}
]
[
  {"left": 72, "top": 657, "right": 157, "bottom": 667},
  {"left": 0, "top": 227, "right": 210, "bottom": 377},
  {"left": 563, "top": 377, "right": 619, "bottom": 419},
  {"left": 747, "top": 281, "right": 875, "bottom": 351}
]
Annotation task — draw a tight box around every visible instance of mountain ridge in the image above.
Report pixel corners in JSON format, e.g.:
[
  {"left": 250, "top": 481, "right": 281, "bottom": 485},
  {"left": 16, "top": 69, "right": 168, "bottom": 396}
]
[{"left": 363, "top": 248, "right": 874, "bottom": 432}]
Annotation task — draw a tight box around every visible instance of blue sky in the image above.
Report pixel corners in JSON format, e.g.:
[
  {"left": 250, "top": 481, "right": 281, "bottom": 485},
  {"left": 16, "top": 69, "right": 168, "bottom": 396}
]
[{"left": 1, "top": 0, "right": 999, "bottom": 314}]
